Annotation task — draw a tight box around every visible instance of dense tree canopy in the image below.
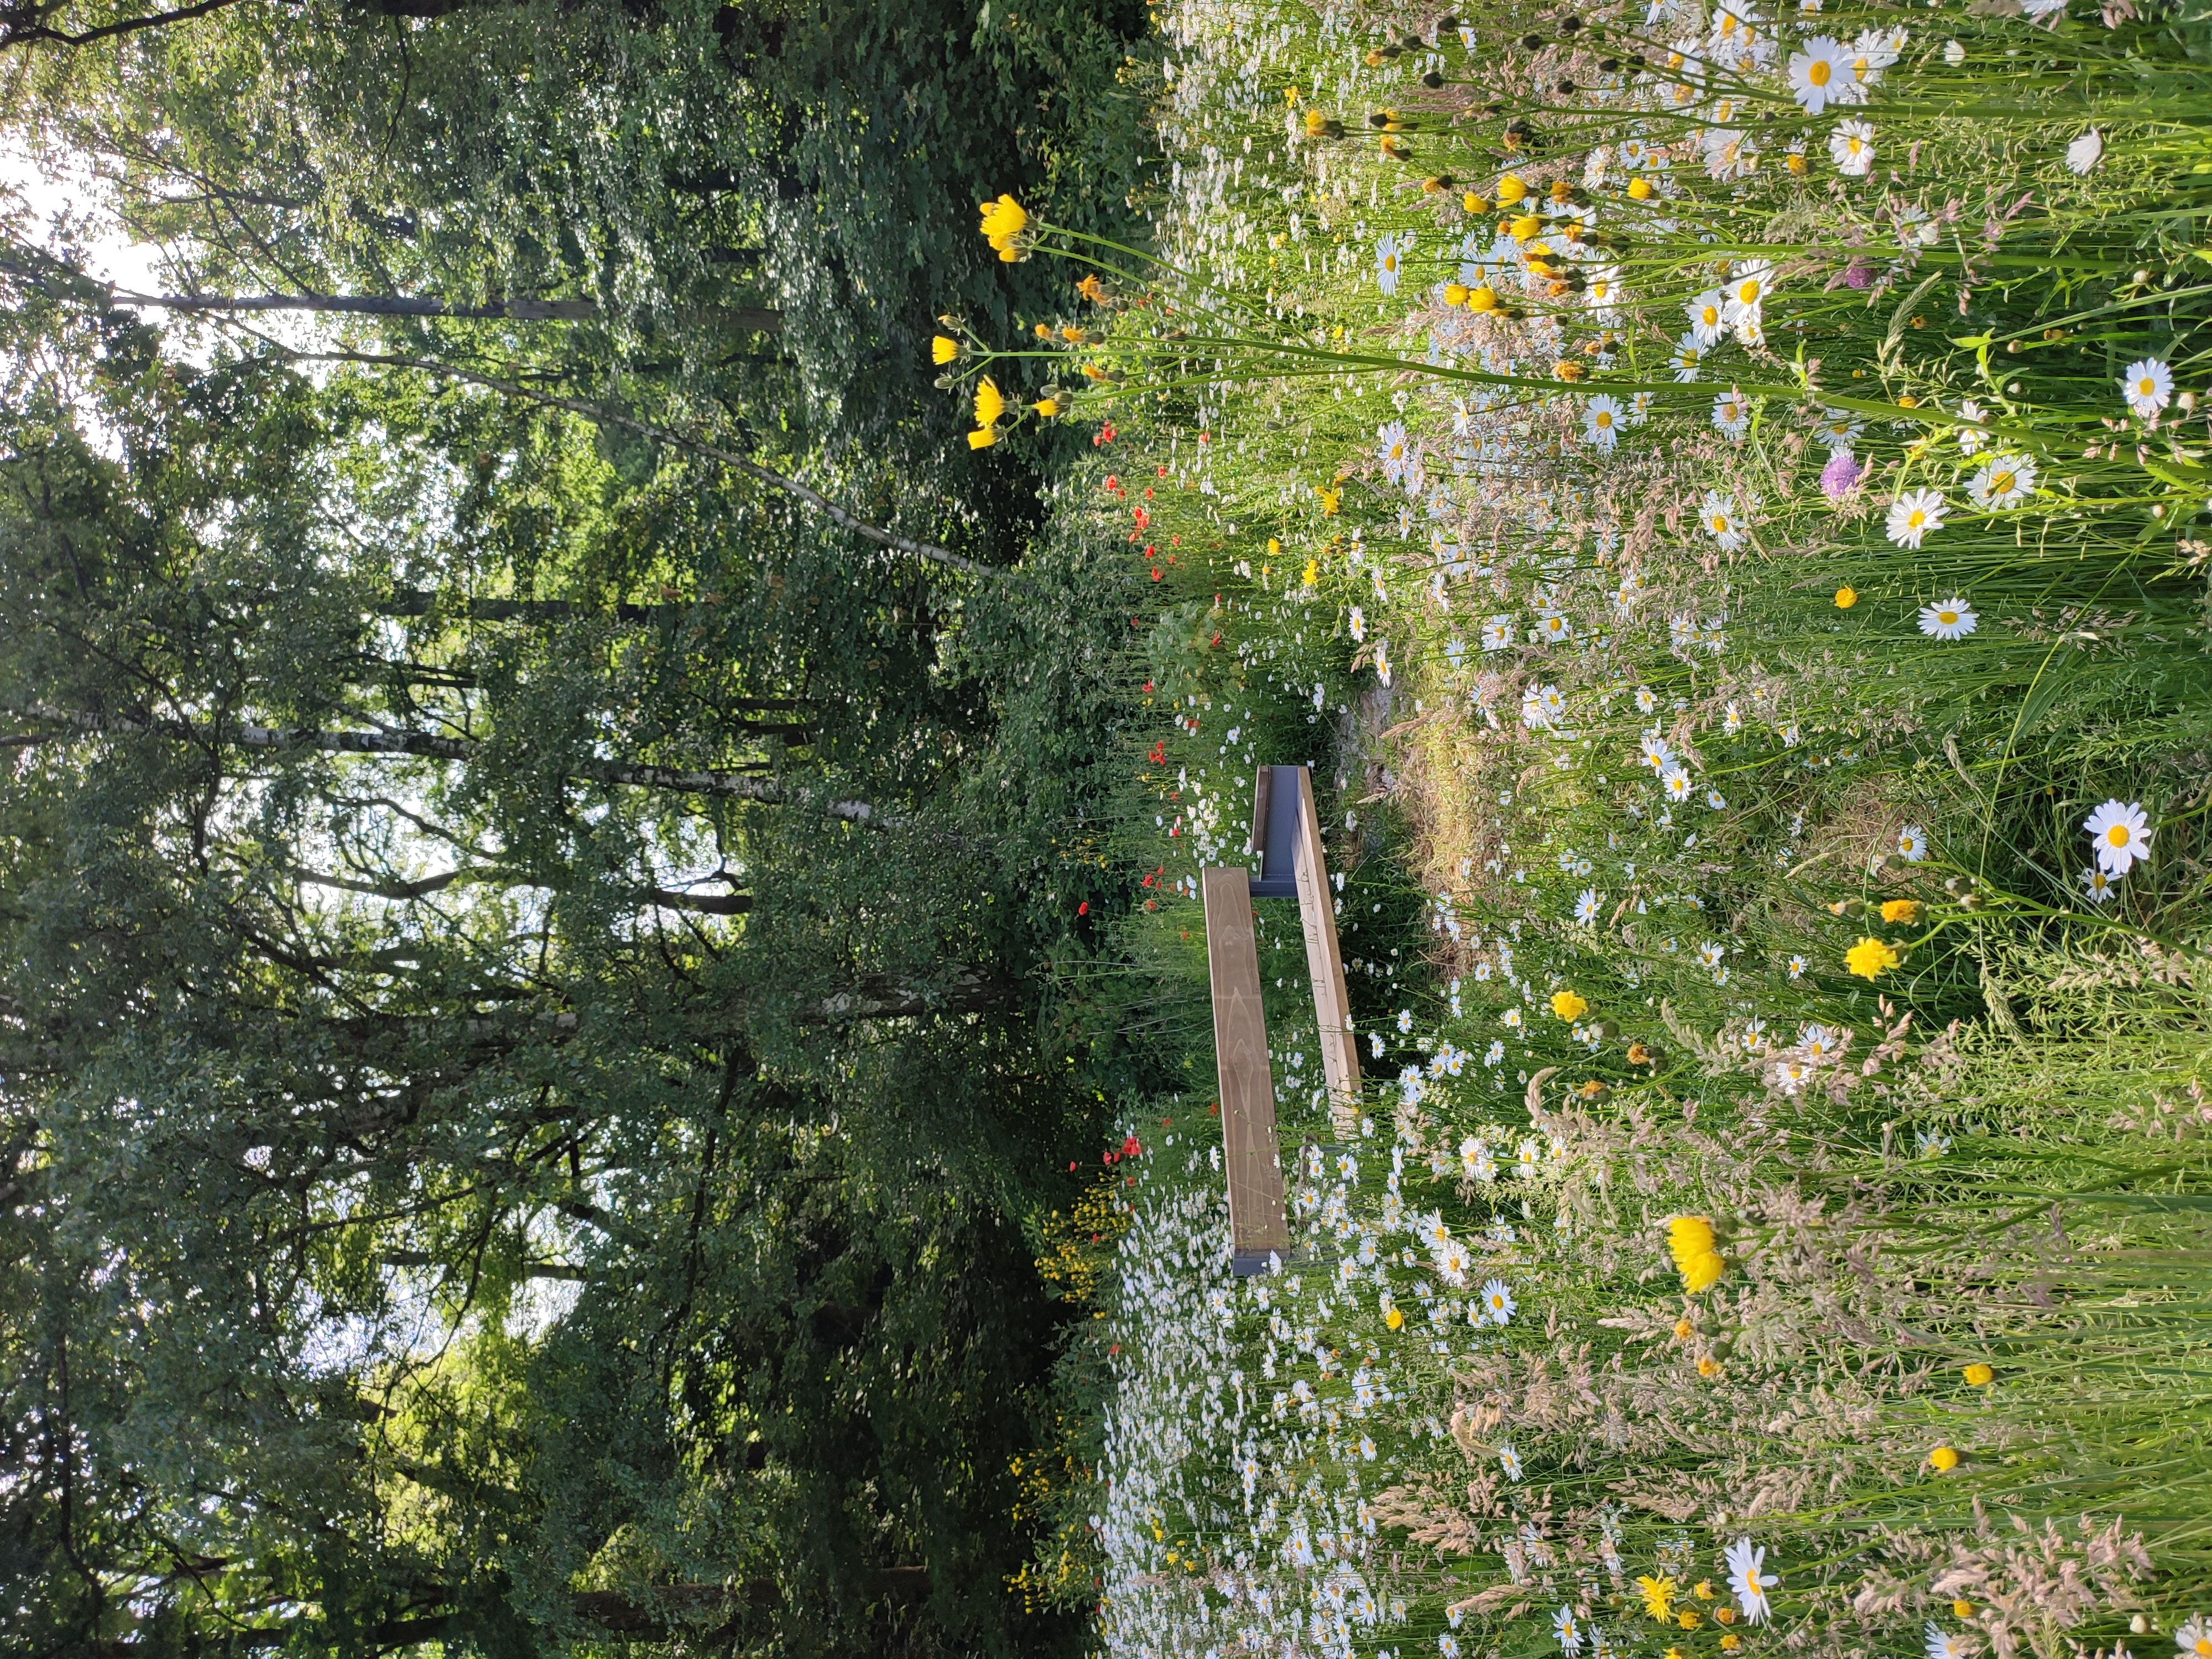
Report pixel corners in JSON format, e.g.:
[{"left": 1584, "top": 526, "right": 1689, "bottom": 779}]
[{"left": 0, "top": 0, "right": 1160, "bottom": 1652}]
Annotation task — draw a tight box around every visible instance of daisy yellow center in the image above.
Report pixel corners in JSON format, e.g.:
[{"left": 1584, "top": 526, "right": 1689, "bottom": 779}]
[
  {"left": 1597, "top": 411, "right": 1614, "bottom": 427},
  {"left": 1991, "top": 469, "right": 2015, "bottom": 494},
  {"left": 1702, "top": 305, "right": 1720, "bottom": 326},
  {"left": 1384, "top": 253, "right": 1397, "bottom": 269},
  {"left": 1807, "top": 58, "right": 1831, "bottom": 84},
  {"left": 1938, "top": 609, "right": 1958, "bottom": 625},
  {"left": 2141, "top": 376, "right": 2158, "bottom": 395},
  {"left": 1910, "top": 509, "right": 1928, "bottom": 529},
  {"left": 1724, "top": 402, "right": 1740, "bottom": 420},
  {"left": 1848, "top": 137, "right": 1865, "bottom": 154},
  {"left": 2193, "top": 1640, "right": 2210, "bottom": 1657},
  {"left": 2108, "top": 824, "right": 2131, "bottom": 847},
  {"left": 1738, "top": 279, "right": 1761, "bottom": 304},
  {"left": 1711, "top": 514, "right": 1729, "bottom": 532}
]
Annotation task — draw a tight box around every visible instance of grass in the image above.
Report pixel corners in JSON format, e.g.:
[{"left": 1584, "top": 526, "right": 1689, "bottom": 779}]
[{"left": 966, "top": 0, "right": 2212, "bottom": 1651}]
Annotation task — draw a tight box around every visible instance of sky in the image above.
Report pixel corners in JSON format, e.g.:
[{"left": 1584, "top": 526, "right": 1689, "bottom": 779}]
[{"left": 0, "top": 129, "right": 168, "bottom": 293}]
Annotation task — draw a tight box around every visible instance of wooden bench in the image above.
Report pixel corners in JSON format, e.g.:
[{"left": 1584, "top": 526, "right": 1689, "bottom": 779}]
[{"left": 1202, "top": 765, "right": 1361, "bottom": 1275}]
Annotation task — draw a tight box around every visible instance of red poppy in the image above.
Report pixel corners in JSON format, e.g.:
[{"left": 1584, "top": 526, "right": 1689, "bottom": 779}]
[
  {"left": 1077, "top": 900, "right": 1089, "bottom": 915},
  {"left": 1148, "top": 742, "right": 1165, "bottom": 764},
  {"left": 1122, "top": 1134, "right": 1141, "bottom": 1158}
]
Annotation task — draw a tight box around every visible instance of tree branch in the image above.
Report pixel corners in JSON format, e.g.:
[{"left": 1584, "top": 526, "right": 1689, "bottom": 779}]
[
  {"left": 0, "top": 0, "right": 252, "bottom": 53},
  {"left": 24, "top": 702, "right": 889, "bottom": 825}
]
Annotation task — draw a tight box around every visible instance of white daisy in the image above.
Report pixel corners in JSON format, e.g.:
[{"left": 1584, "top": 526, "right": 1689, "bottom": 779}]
[
  {"left": 1919, "top": 597, "right": 1978, "bottom": 640},
  {"left": 1639, "top": 732, "right": 1676, "bottom": 770},
  {"left": 1724, "top": 260, "right": 1773, "bottom": 328},
  {"left": 1497, "top": 1443, "right": 1523, "bottom": 1483},
  {"left": 1886, "top": 487, "right": 1948, "bottom": 549},
  {"left": 1378, "top": 419, "right": 1413, "bottom": 482},
  {"left": 1967, "top": 454, "right": 2037, "bottom": 510},
  {"left": 1636, "top": 685, "right": 1658, "bottom": 713},
  {"left": 1573, "top": 887, "right": 1603, "bottom": 924},
  {"left": 1830, "top": 118, "right": 1876, "bottom": 175},
  {"left": 1481, "top": 1279, "right": 1517, "bottom": 1323},
  {"left": 1481, "top": 613, "right": 1515, "bottom": 651},
  {"left": 1584, "top": 393, "right": 1627, "bottom": 451},
  {"left": 2067, "top": 128, "right": 2103, "bottom": 174},
  {"left": 1956, "top": 398, "right": 1988, "bottom": 455},
  {"left": 1706, "top": 788, "right": 1728, "bottom": 810},
  {"left": 1672, "top": 334, "right": 1707, "bottom": 382},
  {"left": 1724, "top": 1537, "right": 1779, "bottom": 1624},
  {"left": 1897, "top": 824, "right": 1929, "bottom": 862},
  {"left": 1926, "top": 1623, "right": 1972, "bottom": 1659},
  {"left": 1701, "top": 488, "right": 1749, "bottom": 551},
  {"left": 1788, "top": 35, "right": 1851, "bottom": 112},
  {"left": 2079, "top": 863, "right": 2117, "bottom": 905},
  {"left": 1376, "top": 229, "right": 1408, "bottom": 295},
  {"left": 1788, "top": 953, "right": 1809, "bottom": 979},
  {"left": 2122, "top": 357, "right": 2174, "bottom": 419},
  {"left": 1712, "top": 388, "right": 1752, "bottom": 440},
  {"left": 1554, "top": 1605, "right": 1585, "bottom": 1656},
  {"left": 1685, "top": 289, "right": 1729, "bottom": 347},
  {"left": 2174, "top": 1613, "right": 2212, "bottom": 1657},
  {"left": 1661, "top": 765, "right": 1694, "bottom": 802},
  {"left": 2084, "top": 798, "right": 2153, "bottom": 876},
  {"left": 1349, "top": 604, "right": 1367, "bottom": 642},
  {"left": 1815, "top": 407, "right": 1864, "bottom": 450}
]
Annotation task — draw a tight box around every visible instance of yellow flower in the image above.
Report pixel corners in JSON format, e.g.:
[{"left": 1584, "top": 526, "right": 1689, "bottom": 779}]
[
  {"left": 1638, "top": 1575, "right": 1679, "bottom": 1621},
  {"left": 1834, "top": 585, "right": 1857, "bottom": 608},
  {"left": 1553, "top": 360, "right": 1585, "bottom": 382},
  {"left": 1672, "top": 1317, "right": 1693, "bottom": 1341},
  {"left": 1077, "top": 274, "right": 1106, "bottom": 304},
  {"left": 1317, "top": 486, "right": 1340, "bottom": 515},
  {"left": 974, "top": 377, "right": 1006, "bottom": 429},
  {"left": 1881, "top": 899, "right": 1921, "bottom": 924},
  {"left": 931, "top": 335, "right": 960, "bottom": 365},
  {"left": 1952, "top": 1600, "right": 1976, "bottom": 1619},
  {"left": 1385, "top": 1307, "right": 1404, "bottom": 1329},
  {"left": 1266, "top": 538, "right": 1280, "bottom": 557},
  {"left": 1495, "top": 174, "right": 1528, "bottom": 206},
  {"left": 1963, "top": 1363, "right": 1994, "bottom": 1386},
  {"left": 1668, "top": 1217, "right": 1725, "bottom": 1293},
  {"left": 1786, "top": 152, "right": 1807, "bottom": 174},
  {"left": 968, "top": 427, "right": 999, "bottom": 450},
  {"left": 1678, "top": 1607, "right": 1704, "bottom": 1629},
  {"left": 1693, "top": 1582, "right": 1715, "bottom": 1601},
  {"left": 1510, "top": 213, "right": 1542, "bottom": 240},
  {"left": 1846, "top": 936, "right": 1900, "bottom": 980},
  {"left": 1443, "top": 282, "right": 1470, "bottom": 306},
  {"left": 1468, "top": 285, "right": 1499, "bottom": 312},
  {"left": 1666, "top": 1650, "right": 1688, "bottom": 1659},
  {"left": 1302, "top": 559, "right": 1319, "bottom": 588},
  {"left": 1284, "top": 85, "right": 1300, "bottom": 103},
  {"left": 1033, "top": 322, "right": 1052, "bottom": 339},
  {"left": 1627, "top": 176, "right": 1654, "bottom": 200},
  {"left": 1305, "top": 107, "right": 1328, "bottom": 137},
  {"left": 1720, "top": 1635, "right": 1741, "bottom": 1652},
  {"left": 1551, "top": 990, "right": 1589, "bottom": 1021},
  {"left": 1714, "top": 1606, "right": 1736, "bottom": 1626},
  {"left": 978, "top": 192, "right": 1028, "bottom": 253},
  {"left": 1462, "top": 192, "right": 1489, "bottom": 213},
  {"left": 1032, "top": 397, "right": 1060, "bottom": 419},
  {"left": 1929, "top": 1446, "right": 1961, "bottom": 1471}
]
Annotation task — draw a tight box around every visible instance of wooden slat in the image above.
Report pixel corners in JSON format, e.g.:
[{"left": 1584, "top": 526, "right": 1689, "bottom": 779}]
[
  {"left": 1202, "top": 867, "right": 1289, "bottom": 1269},
  {"left": 1288, "top": 766, "right": 1363, "bottom": 1135}
]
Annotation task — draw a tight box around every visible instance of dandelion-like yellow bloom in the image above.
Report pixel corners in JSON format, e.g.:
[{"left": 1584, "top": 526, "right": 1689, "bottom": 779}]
[
  {"left": 1714, "top": 1607, "right": 1737, "bottom": 1626},
  {"left": 1720, "top": 1636, "right": 1741, "bottom": 1652},
  {"left": 1881, "top": 899, "right": 1921, "bottom": 924},
  {"left": 1697, "top": 1355, "right": 1720, "bottom": 1376},
  {"left": 974, "top": 377, "right": 1006, "bottom": 430},
  {"left": 1034, "top": 322, "right": 1053, "bottom": 339},
  {"left": 932, "top": 335, "right": 960, "bottom": 365},
  {"left": 1929, "top": 1446, "right": 1961, "bottom": 1471},
  {"left": 1495, "top": 174, "right": 1528, "bottom": 206},
  {"left": 1317, "top": 486, "right": 1341, "bottom": 516},
  {"left": 1510, "top": 213, "right": 1542, "bottom": 241},
  {"left": 1077, "top": 274, "right": 1106, "bottom": 304},
  {"left": 1963, "top": 1363, "right": 1994, "bottom": 1386},
  {"left": 1846, "top": 936, "right": 1900, "bottom": 979},
  {"left": 1462, "top": 192, "right": 1489, "bottom": 213},
  {"left": 1638, "top": 1575, "right": 1679, "bottom": 1621},
  {"left": 1551, "top": 990, "right": 1589, "bottom": 1021},
  {"left": 1953, "top": 1600, "right": 1976, "bottom": 1619},
  {"left": 1443, "top": 282, "right": 1470, "bottom": 307},
  {"left": 1693, "top": 1582, "right": 1715, "bottom": 1601},
  {"left": 1834, "top": 586, "right": 1857, "bottom": 608},
  {"left": 1678, "top": 1607, "right": 1704, "bottom": 1629},
  {"left": 1668, "top": 1216, "right": 1725, "bottom": 1292},
  {"left": 968, "top": 427, "right": 999, "bottom": 450},
  {"left": 1786, "top": 152, "right": 1808, "bottom": 175},
  {"left": 1032, "top": 397, "right": 1060, "bottom": 419},
  {"left": 978, "top": 193, "right": 1028, "bottom": 253},
  {"left": 1302, "top": 559, "right": 1319, "bottom": 588},
  {"left": 1385, "top": 1307, "right": 1404, "bottom": 1330},
  {"left": 1628, "top": 176, "right": 1654, "bottom": 200},
  {"left": 1305, "top": 107, "right": 1328, "bottom": 137},
  {"left": 1672, "top": 1317, "right": 1693, "bottom": 1341},
  {"left": 1468, "top": 285, "right": 1499, "bottom": 312}
]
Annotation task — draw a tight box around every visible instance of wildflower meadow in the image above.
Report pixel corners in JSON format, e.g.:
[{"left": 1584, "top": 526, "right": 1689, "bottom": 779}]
[{"left": 958, "top": 0, "right": 2212, "bottom": 1654}]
